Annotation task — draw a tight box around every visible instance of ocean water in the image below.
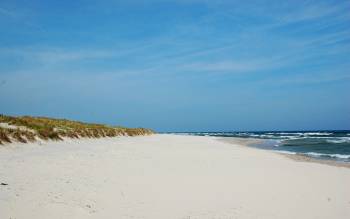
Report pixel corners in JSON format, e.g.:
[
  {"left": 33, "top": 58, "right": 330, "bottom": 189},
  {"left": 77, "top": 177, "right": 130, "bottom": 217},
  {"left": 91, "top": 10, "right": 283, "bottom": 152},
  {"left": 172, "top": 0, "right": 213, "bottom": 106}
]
[{"left": 173, "top": 131, "right": 350, "bottom": 162}]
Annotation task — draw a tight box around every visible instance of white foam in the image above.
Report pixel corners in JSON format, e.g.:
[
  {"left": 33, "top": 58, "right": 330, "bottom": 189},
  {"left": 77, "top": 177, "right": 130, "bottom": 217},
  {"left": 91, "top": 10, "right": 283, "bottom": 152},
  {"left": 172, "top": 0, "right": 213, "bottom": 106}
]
[
  {"left": 326, "top": 139, "right": 346, "bottom": 143},
  {"left": 276, "top": 151, "right": 350, "bottom": 159},
  {"left": 305, "top": 152, "right": 350, "bottom": 159},
  {"left": 279, "top": 136, "right": 301, "bottom": 140},
  {"left": 275, "top": 150, "right": 297, "bottom": 155},
  {"left": 304, "top": 132, "right": 333, "bottom": 136},
  {"left": 271, "top": 132, "right": 304, "bottom": 136},
  {"left": 326, "top": 137, "right": 350, "bottom": 144}
]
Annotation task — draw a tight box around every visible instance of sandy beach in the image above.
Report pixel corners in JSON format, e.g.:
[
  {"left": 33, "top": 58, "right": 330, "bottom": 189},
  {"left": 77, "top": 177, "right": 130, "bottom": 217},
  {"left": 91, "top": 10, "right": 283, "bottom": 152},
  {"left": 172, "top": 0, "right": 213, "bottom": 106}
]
[{"left": 1, "top": 134, "right": 350, "bottom": 219}]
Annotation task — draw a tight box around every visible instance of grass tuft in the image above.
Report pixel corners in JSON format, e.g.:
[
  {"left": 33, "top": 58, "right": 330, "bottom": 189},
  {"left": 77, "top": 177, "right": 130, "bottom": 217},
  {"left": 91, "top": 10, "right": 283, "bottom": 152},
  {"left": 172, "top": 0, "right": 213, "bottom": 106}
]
[
  {"left": 0, "top": 114, "right": 154, "bottom": 144},
  {"left": 0, "top": 128, "right": 12, "bottom": 144}
]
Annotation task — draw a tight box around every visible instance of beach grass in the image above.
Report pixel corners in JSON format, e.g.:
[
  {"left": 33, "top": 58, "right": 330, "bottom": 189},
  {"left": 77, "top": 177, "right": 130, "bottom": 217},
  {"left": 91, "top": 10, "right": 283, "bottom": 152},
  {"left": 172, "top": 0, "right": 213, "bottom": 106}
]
[{"left": 0, "top": 114, "right": 154, "bottom": 144}]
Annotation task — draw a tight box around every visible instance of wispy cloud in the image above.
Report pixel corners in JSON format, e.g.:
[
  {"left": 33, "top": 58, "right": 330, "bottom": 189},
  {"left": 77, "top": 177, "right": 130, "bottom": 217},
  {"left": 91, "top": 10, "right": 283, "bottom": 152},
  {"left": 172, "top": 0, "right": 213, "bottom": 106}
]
[
  {"left": 255, "top": 70, "right": 350, "bottom": 86},
  {"left": 1, "top": 0, "right": 349, "bottom": 81},
  {"left": 277, "top": 2, "right": 347, "bottom": 24},
  {"left": 33, "top": 49, "right": 113, "bottom": 63},
  {"left": 181, "top": 59, "right": 281, "bottom": 74},
  {"left": 0, "top": 7, "right": 16, "bottom": 17},
  {"left": 0, "top": 47, "right": 114, "bottom": 64}
]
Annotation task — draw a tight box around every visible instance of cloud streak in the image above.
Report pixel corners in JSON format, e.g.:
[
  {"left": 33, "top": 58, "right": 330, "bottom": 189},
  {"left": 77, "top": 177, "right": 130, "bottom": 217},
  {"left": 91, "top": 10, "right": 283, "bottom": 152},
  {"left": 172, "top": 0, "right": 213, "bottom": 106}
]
[{"left": 0, "top": 7, "right": 16, "bottom": 17}]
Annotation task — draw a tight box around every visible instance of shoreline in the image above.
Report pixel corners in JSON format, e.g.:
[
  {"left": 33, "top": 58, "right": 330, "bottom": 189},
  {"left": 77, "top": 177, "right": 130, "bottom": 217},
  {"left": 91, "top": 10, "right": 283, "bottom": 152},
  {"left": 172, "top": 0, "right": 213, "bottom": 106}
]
[{"left": 217, "top": 136, "right": 350, "bottom": 169}]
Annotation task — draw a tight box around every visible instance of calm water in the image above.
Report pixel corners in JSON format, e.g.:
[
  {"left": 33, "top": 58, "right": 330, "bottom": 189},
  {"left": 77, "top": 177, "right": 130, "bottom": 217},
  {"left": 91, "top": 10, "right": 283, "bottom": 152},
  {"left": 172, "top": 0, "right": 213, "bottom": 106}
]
[{"left": 171, "top": 131, "right": 350, "bottom": 162}]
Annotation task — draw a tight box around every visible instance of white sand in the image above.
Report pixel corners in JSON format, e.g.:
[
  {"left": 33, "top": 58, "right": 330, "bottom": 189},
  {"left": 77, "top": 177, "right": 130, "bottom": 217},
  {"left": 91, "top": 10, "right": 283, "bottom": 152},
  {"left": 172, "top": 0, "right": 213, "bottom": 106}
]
[{"left": 1, "top": 134, "right": 350, "bottom": 219}]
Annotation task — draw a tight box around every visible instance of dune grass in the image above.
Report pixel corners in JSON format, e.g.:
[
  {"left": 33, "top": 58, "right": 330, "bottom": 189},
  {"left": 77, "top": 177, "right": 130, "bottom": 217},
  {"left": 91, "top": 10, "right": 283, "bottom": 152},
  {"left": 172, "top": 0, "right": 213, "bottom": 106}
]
[{"left": 0, "top": 114, "right": 154, "bottom": 145}]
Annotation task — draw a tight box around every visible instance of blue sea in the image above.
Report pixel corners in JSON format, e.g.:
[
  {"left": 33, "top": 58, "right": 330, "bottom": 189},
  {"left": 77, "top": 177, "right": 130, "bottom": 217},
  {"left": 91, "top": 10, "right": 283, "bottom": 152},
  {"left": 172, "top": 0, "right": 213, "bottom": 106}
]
[{"left": 172, "top": 131, "right": 350, "bottom": 162}]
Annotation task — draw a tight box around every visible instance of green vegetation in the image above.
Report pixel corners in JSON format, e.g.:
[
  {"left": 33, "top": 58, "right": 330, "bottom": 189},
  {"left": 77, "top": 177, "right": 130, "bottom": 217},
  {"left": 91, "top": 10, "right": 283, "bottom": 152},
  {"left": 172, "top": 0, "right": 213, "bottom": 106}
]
[{"left": 0, "top": 114, "right": 154, "bottom": 145}]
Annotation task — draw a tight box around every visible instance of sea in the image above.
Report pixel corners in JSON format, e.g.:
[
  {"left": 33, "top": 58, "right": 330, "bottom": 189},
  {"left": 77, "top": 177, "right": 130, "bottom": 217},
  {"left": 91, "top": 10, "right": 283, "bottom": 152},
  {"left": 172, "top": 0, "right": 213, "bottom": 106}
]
[{"left": 171, "top": 131, "right": 350, "bottom": 162}]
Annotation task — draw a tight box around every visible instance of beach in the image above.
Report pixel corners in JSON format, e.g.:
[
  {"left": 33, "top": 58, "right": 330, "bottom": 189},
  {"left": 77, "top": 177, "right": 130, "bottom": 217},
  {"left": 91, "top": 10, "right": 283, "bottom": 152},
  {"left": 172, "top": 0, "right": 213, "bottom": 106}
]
[{"left": 1, "top": 134, "right": 350, "bottom": 219}]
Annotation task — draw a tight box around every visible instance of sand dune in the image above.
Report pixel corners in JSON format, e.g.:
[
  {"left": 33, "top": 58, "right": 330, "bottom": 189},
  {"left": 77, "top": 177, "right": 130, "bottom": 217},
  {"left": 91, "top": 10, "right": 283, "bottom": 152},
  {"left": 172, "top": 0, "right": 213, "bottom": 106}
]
[{"left": 1, "top": 134, "right": 349, "bottom": 219}]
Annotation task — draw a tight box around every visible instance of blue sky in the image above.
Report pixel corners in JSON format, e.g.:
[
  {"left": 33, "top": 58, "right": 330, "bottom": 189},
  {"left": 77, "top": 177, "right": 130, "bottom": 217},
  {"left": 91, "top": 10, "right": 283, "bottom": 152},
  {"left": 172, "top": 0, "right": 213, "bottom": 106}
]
[{"left": 0, "top": 0, "right": 349, "bottom": 131}]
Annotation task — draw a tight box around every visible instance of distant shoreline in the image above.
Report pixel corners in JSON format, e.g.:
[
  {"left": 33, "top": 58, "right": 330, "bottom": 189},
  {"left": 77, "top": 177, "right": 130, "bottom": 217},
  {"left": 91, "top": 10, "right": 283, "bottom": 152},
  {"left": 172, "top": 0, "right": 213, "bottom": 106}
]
[{"left": 217, "top": 136, "right": 350, "bottom": 168}]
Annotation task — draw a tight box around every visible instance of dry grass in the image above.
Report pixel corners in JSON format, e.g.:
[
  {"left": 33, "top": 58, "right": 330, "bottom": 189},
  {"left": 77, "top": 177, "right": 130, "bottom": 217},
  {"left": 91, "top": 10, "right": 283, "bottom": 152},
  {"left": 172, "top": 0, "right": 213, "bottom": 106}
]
[
  {"left": 0, "top": 127, "right": 37, "bottom": 144},
  {"left": 0, "top": 114, "right": 154, "bottom": 145},
  {"left": 0, "top": 128, "right": 12, "bottom": 144}
]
